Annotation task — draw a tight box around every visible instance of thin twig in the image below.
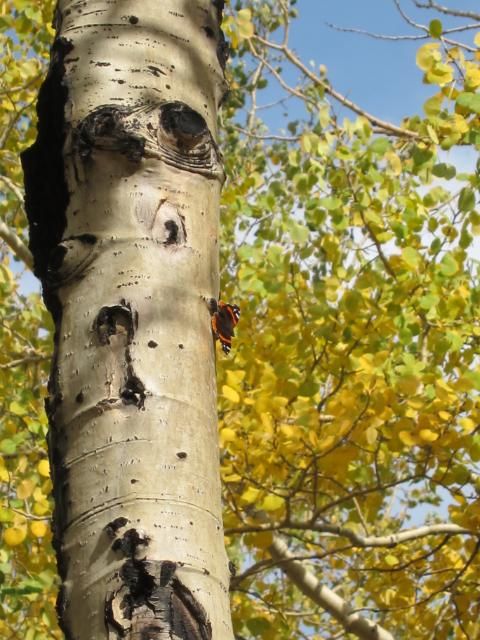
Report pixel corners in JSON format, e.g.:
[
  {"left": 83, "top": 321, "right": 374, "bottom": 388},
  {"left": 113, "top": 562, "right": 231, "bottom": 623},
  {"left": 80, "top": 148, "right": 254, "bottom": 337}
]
[
  {"left": 253, "top": 35, "right": 419, "bottom": 139},
  {"left": 413, "top": 0, "right": 480, "bottom": 21}
]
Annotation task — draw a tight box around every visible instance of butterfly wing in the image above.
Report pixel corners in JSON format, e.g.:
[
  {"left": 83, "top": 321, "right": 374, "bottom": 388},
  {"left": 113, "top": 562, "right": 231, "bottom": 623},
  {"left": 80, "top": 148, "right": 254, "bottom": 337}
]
[{"left": 213, "top": 302, "right": 240, "bottom": 354}]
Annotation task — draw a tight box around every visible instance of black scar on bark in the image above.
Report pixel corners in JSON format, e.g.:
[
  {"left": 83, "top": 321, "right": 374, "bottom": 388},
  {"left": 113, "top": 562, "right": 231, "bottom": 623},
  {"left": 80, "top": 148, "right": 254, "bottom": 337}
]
[
  {"left": 104, "top": 516, "right": 130, "bottom": 539},
  {"left": 75, "top": 105, "right": 145, "bottom": 162},
  {"left": 160, "top": 102, "right": 209, "bottom": 151},
  {"left": 106, "top": 558, "right": 213, "bottom": 640},
  {"left": 211, "top": 0, "right": 229, "bottom": 71},
  {"left": 112, "top": 528, "right": 150, "bottom": 556},
  {"left": 94, "top": 304, "right": 136, "bottom": 346},
  {"left": 21, "top": 37, "right": 72, "bottom": 285}
]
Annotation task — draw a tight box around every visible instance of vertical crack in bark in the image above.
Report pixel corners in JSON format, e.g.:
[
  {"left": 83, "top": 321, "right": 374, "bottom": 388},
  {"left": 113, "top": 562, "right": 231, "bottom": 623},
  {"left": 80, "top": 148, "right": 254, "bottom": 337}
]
[
  {"left": 94, "top": 302, "right": 146, "bottom": 409},
  {"left": 21, "top": 36, "right": 72, "bottom": 283},
  {"left": 105, "top": 523, "right": 213, "bottom": 639}
]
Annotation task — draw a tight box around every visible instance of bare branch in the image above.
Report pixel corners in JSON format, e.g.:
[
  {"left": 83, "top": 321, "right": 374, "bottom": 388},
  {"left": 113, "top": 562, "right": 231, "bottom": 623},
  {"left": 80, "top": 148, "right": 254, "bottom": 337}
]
[
  {"left": 269, "top": 536, "right": 395, "bottom": 640},
  {"left": 412, "top": 0, "right": 480, "bottom": 21},
  {"left": 0, "top": 175, "right": 24, "bottom": 202},
  {"left": 227, "top": 519, "right": 476, "bottom": 548},
  {"left": 252, "top": 35, "right": 419, "bottom": 139},
  {"left": 0, "top": 221, "right": 34, "bottom": 270},
  {"left": 0, "top": 355, "right": 48, "bottom": 370}
]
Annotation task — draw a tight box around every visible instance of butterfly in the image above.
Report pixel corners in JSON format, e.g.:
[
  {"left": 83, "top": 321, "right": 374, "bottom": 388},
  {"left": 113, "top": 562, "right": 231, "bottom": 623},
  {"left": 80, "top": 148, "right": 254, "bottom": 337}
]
[{"left": 210, "top": 300, "right": 240, "bottom": 355}]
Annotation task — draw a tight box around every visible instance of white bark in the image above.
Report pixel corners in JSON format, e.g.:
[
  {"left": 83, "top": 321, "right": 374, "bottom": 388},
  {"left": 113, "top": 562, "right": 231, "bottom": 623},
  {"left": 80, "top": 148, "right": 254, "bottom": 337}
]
[{"left": 22, "top": 1, "right": 232, "bottom": 638}]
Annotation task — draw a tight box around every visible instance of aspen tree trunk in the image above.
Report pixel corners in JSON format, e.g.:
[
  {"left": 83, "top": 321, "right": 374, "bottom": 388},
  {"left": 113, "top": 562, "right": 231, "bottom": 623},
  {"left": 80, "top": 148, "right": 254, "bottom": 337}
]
[{"left": 21, "top": 1, "right": 233, "bottom": 638}]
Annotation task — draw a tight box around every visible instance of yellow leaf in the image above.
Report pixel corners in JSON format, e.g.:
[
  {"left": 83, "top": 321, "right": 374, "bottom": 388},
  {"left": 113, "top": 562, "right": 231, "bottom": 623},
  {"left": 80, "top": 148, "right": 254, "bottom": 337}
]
[
  {"left": 4, "top": 526, "right": 27, "bottom": 546},
  {"left": 249, "top": 531, "right": 273, "bottom": 549},
  {"left": 260, "top": 495, "right": 284, "bottom": 512},
  {"left": 38, "top": 459, "right": 50, "bottom": 478},
  {"left": 386, "top": 151, "right": 402, "bottom": 175},
  {"left": 474, "top": 32, "right": 480, "bottom": 47},
  {"left": 222, "top": 385, "right": 240, "bottom": 403},
  {"left": 240, "top": 486, "right": 260, "bottom": 504},
  {"left": 223, "top": 473, "right": 242, "bottom": 483},
  {"left": 399, "top": 431, "right": 417, "bottom": 447},
  {"left": 438, "top": 410, "right": 451, "bottom": 421},
  {"left": 459, "top": 417, "right": 475, "bottom": 433},
  {"left": 9, "top": 400, "right": 27, "bottom": 416},
  {"left": 416, "top": 43, "right": 441, "bottom": 71},
  {"left": 220, "top": 428, "right": 236, "bottom": 445},
  {"left": 33, "top": 501, "right": 50, "bottom": 516},
  {"left": 30, "top": 521, "right": 48, "bottom": 538},
  {"left": 384, "top": 554, "right": 399, "bottom": 566},
  {"left": 419, "top": 429, "right": 439, "bottom": 443},
  {"left": 318, "top": 435, "right": 335, "bottom": 451},
  {"left": 237, "top": 8, "right": 254, "bottom": 40},
  {"left": 226, "top": 369, "right": 245, "bottom": 387},
  {"left": 17, "top": 479, "right": 35, "bottom": 500},
  {"left": 365, "top": 426, "right": 378, "bottom": 445}
]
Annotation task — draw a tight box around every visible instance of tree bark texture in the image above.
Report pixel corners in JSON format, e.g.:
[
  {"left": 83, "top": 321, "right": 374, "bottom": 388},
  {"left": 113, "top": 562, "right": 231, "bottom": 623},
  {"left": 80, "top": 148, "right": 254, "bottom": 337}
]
[{"left": 21, "top": 1, "right": 232, "bottom": 638}]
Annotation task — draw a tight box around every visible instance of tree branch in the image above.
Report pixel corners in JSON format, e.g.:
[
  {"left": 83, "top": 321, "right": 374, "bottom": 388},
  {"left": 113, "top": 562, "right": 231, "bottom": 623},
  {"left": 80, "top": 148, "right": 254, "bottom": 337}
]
[
  {"left": 269, "top": 536, "right": 395, "bottom": 640},
  {"left": 227, "top": 520, "right": 476, "bottom": 548},
  {"left": 253, "top": 35, "right": 419, "bottom": 139},
  {"left": 412, "top": 0, "right": 480, "bottom": 21},
  {"left": 0, "top": 221, "right": 34, "bottom": 270}
]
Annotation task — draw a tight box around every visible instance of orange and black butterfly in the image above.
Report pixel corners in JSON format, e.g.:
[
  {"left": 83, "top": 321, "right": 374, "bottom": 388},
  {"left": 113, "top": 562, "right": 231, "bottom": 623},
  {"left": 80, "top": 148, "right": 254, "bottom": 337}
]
[{"left": 210, "top": 300, "right": 240, "bottom": 354}]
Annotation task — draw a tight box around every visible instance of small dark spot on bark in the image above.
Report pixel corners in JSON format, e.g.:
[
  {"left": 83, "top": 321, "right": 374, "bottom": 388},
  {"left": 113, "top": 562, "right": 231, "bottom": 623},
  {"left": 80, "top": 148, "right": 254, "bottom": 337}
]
[
  {"left": 129, "top": 15, "right": 139, "bottom": 24},
  {"left": 203, "top": 25, "right": 215, "bottom": 38},
  {"left": 165, "top": 84, "right": 171, "bottom": 89},
  {"left": 176, "top": 451, "right": 187, "bottom": 460},
  {"left": 146, "top": 65, "right": 166, "bottom": 77},
  {"left": 130, "top": 478, "right": 138, "bottom": 484},
  {"left": 75, "top": 391, "right": 84, "bottom": 403},
  {"left": 77, "top": 233, "right": 97, "bottom": 244},
  {"left": 95, "top": 61, "right": 110, "bottom": 67},
  {"left": 164, "top": 219, "right": 179, "bottom": 245},
  {"left": 104, "top": 517, "right": 130, "bottom": 539},
  {"left": 178, "top": 343, "right": 184, "bottom": 349},
  {"left": 148, "top": 340, "right": 158, "bottom": 348},
  {"left": 121, "top": 375, "right": 145, "bottom": 409}
]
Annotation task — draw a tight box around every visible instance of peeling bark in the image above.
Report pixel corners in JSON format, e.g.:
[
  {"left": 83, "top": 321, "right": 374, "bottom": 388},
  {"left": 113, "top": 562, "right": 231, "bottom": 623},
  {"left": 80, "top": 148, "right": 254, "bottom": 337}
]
[{"left": 21, "top": 1, "right": 233, "bottom": 638}]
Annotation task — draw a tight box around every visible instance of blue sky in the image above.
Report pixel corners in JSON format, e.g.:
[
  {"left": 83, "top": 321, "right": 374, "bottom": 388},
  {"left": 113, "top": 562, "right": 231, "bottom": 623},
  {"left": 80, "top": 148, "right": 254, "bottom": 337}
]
[{"left": 289, "top": 0, "right": 480, "bottom": 124}]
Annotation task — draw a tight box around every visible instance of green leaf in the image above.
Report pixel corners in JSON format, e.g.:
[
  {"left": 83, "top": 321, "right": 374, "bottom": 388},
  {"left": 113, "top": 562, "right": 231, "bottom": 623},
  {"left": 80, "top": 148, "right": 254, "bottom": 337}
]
[
  {"left": 319, "top": 196, "right": 342, "bottom": 210},
  {"left": 429, "top": 19, "right": 443, "bottom": 38},
  {"left": 0, "top": 439, "right": 16, "bottom": 455},
  {"left": 432, "top": 163, "right": 456, "bottom": 180},
  {"left": 9, "top": 401, "right": 27, "bottom": 416},
  {"left": 456, "top": 92, "right": 480, "bottom": 114},
  {"left": 458, "top": 187, "right": 475, "bottom": 212},
  {"left": 369, "top": 137, "right": 391, "bottom": 155},
  {"left": 247, "top": 617, "right": 272, "bottom": 635},
  {"left": 402, "top": 247, "right": 421, "bottom": 268},
  {"left": 439, "top": 253, "right": 459, "bottom": 277}
]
